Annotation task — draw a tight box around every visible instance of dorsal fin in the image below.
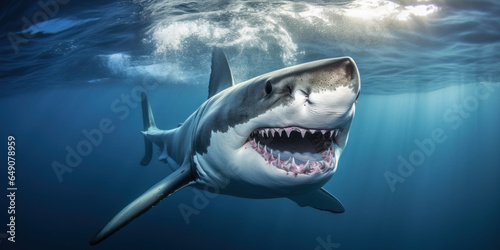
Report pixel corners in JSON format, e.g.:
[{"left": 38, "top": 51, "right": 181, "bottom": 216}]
[
  {"left": 208, "top": 47, "right": 234, "bottom": 99},
  {"left": 140, "top": 92, "right": 155, "bottom": 166}
]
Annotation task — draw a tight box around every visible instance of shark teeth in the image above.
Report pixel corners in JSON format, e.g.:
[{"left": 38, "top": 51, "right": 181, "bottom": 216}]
[
  {"left": 248, "top": 126, "right": 338, "bottom": 176},
  {"left": 251, "top": 127, "right": 339, "bottom": 139}
]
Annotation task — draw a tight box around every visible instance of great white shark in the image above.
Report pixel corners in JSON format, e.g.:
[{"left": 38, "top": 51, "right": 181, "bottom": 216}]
[{"left": 90, "top": 48, "right": 360, "bottom": 245}]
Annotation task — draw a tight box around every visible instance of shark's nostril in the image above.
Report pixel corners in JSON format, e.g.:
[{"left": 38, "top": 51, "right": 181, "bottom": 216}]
[{"left": 295, "top": 89, "right": 310, "bottom": 103}]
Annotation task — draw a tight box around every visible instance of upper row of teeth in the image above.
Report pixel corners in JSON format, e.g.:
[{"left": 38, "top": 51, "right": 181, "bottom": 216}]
[{"left": 252, "top": 127, "right": 339, "bottom": 138}]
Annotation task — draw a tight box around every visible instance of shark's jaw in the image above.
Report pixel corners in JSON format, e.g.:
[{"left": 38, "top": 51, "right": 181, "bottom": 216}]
[{"left": 245, "top": 127, "right": 339, "bottom": 176}]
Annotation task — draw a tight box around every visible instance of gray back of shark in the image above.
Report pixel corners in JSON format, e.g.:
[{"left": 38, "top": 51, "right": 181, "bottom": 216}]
[{"left": 90, "top": 48, "right": 360, "bottom": 245}]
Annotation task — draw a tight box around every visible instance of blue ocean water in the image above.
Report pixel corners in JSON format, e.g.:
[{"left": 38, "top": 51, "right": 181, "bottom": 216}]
[{"left": 1, "top": 0, "right": 499, "bottom": 249}]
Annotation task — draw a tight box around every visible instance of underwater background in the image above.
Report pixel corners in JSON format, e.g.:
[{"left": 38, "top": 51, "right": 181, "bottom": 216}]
[{"left": 1, "top": 0, "right": 499, "bottom": 249}]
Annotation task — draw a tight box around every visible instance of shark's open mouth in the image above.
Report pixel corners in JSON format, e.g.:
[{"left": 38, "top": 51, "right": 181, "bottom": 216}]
[{"left": 246, "top": 127, "right": 337, "bottom": 176}]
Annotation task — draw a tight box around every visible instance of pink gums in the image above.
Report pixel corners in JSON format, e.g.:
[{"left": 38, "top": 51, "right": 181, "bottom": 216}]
[{"left": 248, "top": 127, "right": 336, "bottom": 177}]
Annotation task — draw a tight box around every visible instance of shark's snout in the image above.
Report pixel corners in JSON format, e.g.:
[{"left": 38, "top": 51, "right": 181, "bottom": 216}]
[
  {"left": 268, "top": 57, "right": 359, "bottom": 104},
  {"left": 344, "top": 59, "right": 353, "bottom": 80},
  {"left": 344, "top": 57, "right": 360, "bottom": 91},
  {"left": 337, "top": 57, "right": 358, "bottom": 80},
  {"left": 307, "top": 57, "right": 359, "bottom": 95}
]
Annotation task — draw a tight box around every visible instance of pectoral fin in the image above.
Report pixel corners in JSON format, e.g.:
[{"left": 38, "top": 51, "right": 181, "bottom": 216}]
[
  {"left": 288, "top": 188, "right": 345, "bottom": 213},
  {"left": 90, "top": 164, "right": 194, "bottom": 245}
]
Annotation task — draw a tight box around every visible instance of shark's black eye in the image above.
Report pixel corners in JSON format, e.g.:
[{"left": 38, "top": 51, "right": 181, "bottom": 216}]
[{"left": 265, "top": 80, "right": 272, "bottom": 95}]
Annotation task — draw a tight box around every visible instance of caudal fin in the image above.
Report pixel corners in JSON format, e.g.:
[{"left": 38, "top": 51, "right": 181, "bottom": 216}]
[{"left": 140, "top": 92, "right": 155, "bottom": 166}]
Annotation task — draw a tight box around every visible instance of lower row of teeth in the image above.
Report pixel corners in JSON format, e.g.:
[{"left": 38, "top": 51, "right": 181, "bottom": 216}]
[{"left": 249, "top": 140, "right": 334, "bottom": 176}]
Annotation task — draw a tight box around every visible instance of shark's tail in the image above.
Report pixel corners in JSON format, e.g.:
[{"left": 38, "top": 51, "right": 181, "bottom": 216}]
[{"left": 140, "top": 92, "right": 155, "bottom": 166}]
